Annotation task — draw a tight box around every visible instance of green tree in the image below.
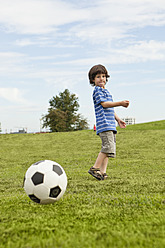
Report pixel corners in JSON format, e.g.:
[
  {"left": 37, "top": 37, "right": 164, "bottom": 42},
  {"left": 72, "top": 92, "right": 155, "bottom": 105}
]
[{"left": 43, "top": 89, "right": 89, "bottom": 132}]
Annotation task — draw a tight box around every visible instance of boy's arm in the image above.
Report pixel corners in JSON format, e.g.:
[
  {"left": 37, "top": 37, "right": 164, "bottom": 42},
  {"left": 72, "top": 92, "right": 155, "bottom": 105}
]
[
  {"left": 101, "top": 100, "right": 129, "bottom": 108},
  {"left": 100, "top": 100, "right": 129, "bottom": 128},
  {"left": 115, "top": 113, "right": 126, "bottom": 129}
]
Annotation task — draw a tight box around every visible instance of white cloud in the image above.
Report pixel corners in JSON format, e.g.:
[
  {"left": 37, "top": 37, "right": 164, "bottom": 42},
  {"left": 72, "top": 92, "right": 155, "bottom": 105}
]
[
  {"left": 40, "top": 40, "right": 165, "bottom": 66},
  {"left": 0, "top": 0, "right": 165, "bottom": 41},
  {"left": 0, "top": 0, "right": 88, "bottom": 34},
  {"left": 118, "top": 78, "right": 165, "bottom": 87},
  {"left": 68, "top": 0, "right": 165, "bottom": 44},
  {"left": 0, "top": 52, "right": 27, "bottom": 74},
  {"left": 15, "top": 37, "right": 79, "bottom": 48},
  {"left": 0, "top": 88, "right": 27, "bottom": 103},
  {"left": 115, "top": 40, "right": 165, "bottom": 62},
  {"left": 0, "top": 39, "right": 165, "bottom": 87},
  {"left": 15, "top": 39, "right": 36, "bottom": 47}
]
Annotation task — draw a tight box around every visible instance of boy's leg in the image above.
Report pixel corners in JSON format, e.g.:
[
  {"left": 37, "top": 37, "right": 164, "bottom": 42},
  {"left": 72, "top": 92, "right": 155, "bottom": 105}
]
[
  {"left": 99, "top": 131, "right": 116, "bottom": 178},
  {"left": 93, "top": 152, "right": 107, "bottom": 169},
  {"left": 100, "top": 156, "right": 108, "bottom": 174},
  {"left": 88, "top": 152, "right": 107, "bottom": 180}
]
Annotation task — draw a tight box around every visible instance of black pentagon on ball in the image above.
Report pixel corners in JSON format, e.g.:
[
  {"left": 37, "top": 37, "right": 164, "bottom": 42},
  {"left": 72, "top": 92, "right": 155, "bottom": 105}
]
[
  {"left": 53, "top": 164, "right": 63, "bottom": 176},
  {"left": 49, "top": 186, "right": 61, "bottom": 198},
  {"left": 29, "top": 194, "right": 40, "bottom": 203},
  {"left": 31, "top": 172, "right": 44, "bottom": 185}
]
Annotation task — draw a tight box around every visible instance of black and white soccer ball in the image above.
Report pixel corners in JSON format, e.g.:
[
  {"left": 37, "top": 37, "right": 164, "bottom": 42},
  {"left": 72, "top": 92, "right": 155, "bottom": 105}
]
[{"left": 23, "top": 160, "right": 67, "bottom": 204}]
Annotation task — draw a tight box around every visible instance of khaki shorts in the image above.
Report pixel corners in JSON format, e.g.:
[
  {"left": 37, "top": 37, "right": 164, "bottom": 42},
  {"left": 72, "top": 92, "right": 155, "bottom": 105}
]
[{"left": 99, "top": 131, "right": 116, "bottom": 158}]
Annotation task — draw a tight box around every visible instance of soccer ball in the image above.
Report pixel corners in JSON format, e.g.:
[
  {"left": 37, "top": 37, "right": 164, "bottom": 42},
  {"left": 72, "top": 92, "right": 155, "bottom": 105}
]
[{"left": 23, "top": 160, "right": 67, "bottom": 204}]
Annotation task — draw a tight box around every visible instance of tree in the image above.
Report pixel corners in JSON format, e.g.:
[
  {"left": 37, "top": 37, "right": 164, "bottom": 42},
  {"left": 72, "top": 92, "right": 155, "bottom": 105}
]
[{"left": 43, "top": 89, "right": 89, "bottom": 132}]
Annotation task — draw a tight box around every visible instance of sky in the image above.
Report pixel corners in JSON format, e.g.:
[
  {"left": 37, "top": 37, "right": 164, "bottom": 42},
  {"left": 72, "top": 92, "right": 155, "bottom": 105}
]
[{"left": 0, "top": 0, "right": 165, "bottom": 133}]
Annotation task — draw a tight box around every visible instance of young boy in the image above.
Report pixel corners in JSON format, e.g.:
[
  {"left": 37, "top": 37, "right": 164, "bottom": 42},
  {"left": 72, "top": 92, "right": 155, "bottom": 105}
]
[{"left": 88, "top": 64, "right": 129, "bottom": 180}]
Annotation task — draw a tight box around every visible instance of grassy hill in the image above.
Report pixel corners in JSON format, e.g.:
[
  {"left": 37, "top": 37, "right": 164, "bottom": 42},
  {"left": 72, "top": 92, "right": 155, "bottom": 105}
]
[
  {"left": 119, "top": 119, "right": 165, "bottom": 130},
  {"left": 0, "top": 121, "right": 165, "bottom": 248}
]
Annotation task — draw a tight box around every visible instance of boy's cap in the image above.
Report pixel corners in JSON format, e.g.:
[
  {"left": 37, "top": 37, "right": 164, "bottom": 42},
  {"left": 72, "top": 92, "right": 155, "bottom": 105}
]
[{"left": 88, "top": 64, "right": 110, "bottom": 86}]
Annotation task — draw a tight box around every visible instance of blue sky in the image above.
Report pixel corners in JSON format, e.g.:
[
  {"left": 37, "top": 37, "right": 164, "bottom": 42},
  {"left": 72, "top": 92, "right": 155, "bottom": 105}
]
[{"left": 0, "top": 0, "right": 165, "bottom": 133}]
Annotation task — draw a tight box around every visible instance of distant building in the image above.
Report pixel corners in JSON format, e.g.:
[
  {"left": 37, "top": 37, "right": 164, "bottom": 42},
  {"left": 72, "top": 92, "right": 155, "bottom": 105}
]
[
  {"left": 121, "top": 117, "right": 136, "bottom": 125},
  {"left": 18, "top": 128, "right": 27, "bottom": 133},
  {"left": 10, "top": 128, "right": 27, "bottom": 134}
]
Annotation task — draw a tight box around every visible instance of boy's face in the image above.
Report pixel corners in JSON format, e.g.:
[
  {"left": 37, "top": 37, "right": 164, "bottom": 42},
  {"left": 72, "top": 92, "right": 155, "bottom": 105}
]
[{"left": 93, "top": 73, "right": 106, "bottom": 88}]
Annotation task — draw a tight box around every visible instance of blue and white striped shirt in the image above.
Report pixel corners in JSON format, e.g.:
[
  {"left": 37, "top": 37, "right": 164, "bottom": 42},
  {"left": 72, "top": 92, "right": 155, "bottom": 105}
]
[{"left": 93, "top": 86, "right": 117, "bottom": 135}]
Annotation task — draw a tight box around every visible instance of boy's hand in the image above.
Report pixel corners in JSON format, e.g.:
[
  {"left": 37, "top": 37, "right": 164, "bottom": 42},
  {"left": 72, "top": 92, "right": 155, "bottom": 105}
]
[
  {"left": 121, "top": 100, "right": 129, "bottom": 108},
  {"left": 118, "top": 119, "right": 126, "bottom": 128}
]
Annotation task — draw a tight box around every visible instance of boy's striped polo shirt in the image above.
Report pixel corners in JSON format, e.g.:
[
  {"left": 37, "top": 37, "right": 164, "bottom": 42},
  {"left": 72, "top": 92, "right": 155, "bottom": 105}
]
[{"left": 93, "top": 86, "right": 117, "bottom": 135}]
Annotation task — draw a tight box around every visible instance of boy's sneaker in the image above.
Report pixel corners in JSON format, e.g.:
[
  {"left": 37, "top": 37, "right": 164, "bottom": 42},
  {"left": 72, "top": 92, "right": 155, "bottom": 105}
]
[{"left": 88, "top": 167, "right": 103, "bottom": 180}]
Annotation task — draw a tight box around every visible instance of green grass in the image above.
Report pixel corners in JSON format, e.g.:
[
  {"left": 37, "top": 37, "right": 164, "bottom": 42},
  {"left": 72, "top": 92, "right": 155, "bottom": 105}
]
[
  {"left": 0, "top": 120, "right": 165, "bottom": 248},
  {"left": 123, "top": 119, "right": 165, "bottom": 130}
]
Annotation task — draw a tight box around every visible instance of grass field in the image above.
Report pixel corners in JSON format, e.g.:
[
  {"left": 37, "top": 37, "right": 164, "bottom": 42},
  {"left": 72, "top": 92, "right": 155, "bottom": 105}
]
[{"left": 0, "top": 120, "right": 165, "bottom": 248}]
